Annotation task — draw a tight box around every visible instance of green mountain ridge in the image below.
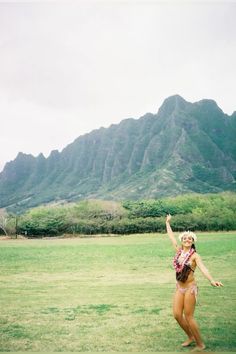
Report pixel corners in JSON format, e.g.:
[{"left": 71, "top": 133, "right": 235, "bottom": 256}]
[{"left": 0, "top": 95, "right": 236, "bottom": 212}]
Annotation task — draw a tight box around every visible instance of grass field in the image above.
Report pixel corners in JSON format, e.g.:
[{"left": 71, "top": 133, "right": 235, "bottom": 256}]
[{"left": 0, "top": 232, "right": 236, "bottom": 352}]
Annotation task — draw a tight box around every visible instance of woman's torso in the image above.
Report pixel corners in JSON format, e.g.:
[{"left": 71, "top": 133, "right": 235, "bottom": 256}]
[{"left": 177, "top": 253, "right": 197, "bottom": 287}]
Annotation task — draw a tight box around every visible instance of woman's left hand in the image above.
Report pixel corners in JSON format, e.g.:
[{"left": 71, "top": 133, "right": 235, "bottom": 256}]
[{"left": 211, "top": 280, "right": 223, "bottom": 287}]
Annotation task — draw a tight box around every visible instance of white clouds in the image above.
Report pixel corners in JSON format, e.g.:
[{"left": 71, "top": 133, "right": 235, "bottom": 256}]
[{"left": 0, "top": 1, "right": 235, "bottom": 171}]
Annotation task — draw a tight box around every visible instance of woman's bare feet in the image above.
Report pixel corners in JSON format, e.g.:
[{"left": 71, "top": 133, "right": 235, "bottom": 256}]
[
  {"left": 191, "top": 344, "right": 206, "bottom": 352},
  {"left": 181, "top": 337, "right": 195, "bottom": 347}
]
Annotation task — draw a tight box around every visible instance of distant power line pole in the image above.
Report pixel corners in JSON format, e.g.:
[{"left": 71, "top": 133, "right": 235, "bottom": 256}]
[{"left": 15, "top": 215, "right": 18, "bottom": 239}]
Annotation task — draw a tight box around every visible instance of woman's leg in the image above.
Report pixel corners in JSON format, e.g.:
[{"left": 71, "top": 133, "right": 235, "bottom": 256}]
[
  {"left": 173, "top": 289, "right": 194, "bottom": 345},
  {"left": 184, "top": 289, "right": 205, "bottom": 350}
]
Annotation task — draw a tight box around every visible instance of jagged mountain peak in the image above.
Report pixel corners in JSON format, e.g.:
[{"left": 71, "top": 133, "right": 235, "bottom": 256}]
[
  {"left": 16, "top": 152, "right": 34, "bottom": 159},
  {"left": 163, "top": 94, "right": 187, "bottom": 103},
  {"left": 37, "top": 153, "right": 46, "bottom": 160},
  {"left": 157, "top": 94, "right": 189, "bottom": 116},
  {"left": 195, "top": 98, "right": 224, "bottom": 113},
  {"left": 48, "top": 150, "right": 60, "bottom": 158},
  {"left": 0, "top": 95, "right": 235, "bottom": 212}
]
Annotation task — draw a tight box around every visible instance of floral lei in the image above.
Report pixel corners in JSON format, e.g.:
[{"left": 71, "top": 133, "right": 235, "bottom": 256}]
[{"left": 173, "top": 248, "right": 195, "bottom": 273}]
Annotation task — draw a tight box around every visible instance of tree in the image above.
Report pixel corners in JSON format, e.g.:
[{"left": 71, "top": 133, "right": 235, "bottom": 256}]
[{"left": 0, "top": 209, "right": 8, "bottom": 236}]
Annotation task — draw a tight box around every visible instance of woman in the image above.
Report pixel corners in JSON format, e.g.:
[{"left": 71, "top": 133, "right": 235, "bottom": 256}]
[{"left": 166, "top": 214, "right": 223, "bottom": 351}]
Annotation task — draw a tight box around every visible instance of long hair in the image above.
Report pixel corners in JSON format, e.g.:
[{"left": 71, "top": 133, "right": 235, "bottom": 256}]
[{"left": 191, "top": 243, "right": 196, "bottom": 251}]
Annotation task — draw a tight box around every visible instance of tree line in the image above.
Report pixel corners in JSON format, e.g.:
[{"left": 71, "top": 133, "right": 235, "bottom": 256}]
[{"left": 1, "top": 193, "right": 236, "bottom": 237}]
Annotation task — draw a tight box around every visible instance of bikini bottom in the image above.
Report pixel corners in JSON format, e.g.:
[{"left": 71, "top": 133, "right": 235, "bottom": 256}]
[{"left": 176, "top": 283, "right": 198, "bottom": 302}]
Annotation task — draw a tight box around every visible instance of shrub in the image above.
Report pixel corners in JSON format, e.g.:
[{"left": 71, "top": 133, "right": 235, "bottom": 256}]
[{"left": 9, "top": 192, "right": 236, "bottom": 236}]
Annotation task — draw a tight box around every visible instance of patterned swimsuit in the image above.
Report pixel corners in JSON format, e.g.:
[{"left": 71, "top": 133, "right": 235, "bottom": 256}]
[{"left": 173, "top": 248, "right": 198, "bottom": 300}]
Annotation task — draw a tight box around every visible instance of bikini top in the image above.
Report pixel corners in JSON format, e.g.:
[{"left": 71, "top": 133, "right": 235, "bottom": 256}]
[{"left": 185, "top": 261, "right": 195, "bottom": 273}]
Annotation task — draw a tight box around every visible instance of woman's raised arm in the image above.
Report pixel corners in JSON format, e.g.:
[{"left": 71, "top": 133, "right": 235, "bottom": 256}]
[{"left": 165, "top": 214, "right": 178, "bottom": 252}]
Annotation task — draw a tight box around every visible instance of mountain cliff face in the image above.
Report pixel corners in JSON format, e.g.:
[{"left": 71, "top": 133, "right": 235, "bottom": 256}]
[{"left": 1, "top": 95, "right": 236, "bottom": 211}]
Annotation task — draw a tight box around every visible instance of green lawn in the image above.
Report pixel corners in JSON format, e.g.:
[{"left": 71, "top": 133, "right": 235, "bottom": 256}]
[{"left": 0, "top": 232, "right": 235, "bottom": 352}]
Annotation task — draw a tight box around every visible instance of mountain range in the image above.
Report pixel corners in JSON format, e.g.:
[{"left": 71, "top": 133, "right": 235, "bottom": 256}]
[{"left": 0, "top": 95, "right": 236, "bottom": 212}]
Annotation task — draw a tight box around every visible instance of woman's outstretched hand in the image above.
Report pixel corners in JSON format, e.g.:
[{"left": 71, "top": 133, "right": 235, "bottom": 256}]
[
  {"left": 165, "top": 213, "right": 178, "bottom": 250},
  {"left": 211, "top": 280, "right": 223, "bottom": 287},
  {"left": 166, "top": 214, "right": 172, "bottom": 223}
]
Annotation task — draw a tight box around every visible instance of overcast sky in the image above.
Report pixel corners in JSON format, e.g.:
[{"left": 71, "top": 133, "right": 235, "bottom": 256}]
[{"left": 0, "top": 1, "right": 235, "bottom": 172}]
